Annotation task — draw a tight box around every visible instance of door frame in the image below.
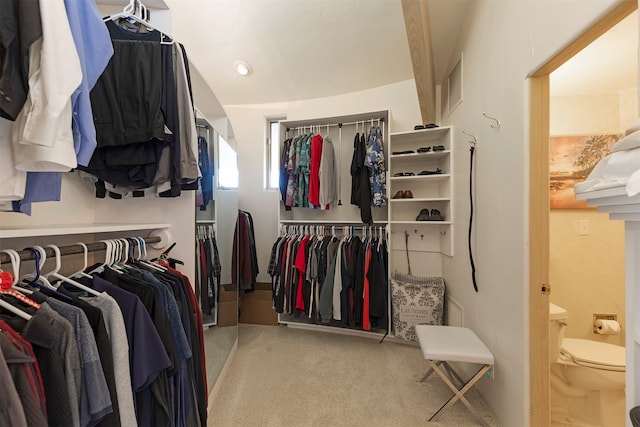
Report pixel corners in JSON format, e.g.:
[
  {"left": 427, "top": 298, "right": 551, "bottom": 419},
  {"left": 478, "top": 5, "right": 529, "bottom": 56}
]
[{"left": 528, "top": 2, "right": 637, "bottom": 425}]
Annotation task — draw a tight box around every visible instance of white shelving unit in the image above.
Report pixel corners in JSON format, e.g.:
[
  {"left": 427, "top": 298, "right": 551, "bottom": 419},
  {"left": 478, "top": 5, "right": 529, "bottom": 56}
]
[
  {"left": 276, "top": 110, "right": 391, "bottom": 338},
  {"left": 388, "top": 126, "right": 454, "bottom": 256}
]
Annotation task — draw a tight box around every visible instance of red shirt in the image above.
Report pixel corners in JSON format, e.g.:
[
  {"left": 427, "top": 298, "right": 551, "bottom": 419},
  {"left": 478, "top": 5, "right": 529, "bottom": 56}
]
[
  {"left": 308, "top": 134, "right": 323, "bottom": 206},
  {"left": 294, "top": 236, "right": 310, "bottom": 311}
]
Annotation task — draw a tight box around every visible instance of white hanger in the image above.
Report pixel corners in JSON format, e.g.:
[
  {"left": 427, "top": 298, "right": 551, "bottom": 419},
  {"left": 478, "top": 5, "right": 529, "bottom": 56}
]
[
  {"left": 44, "top": 245, "right": 101, "bottom": 297},
  {"left": 0, "top": 249, "right": 39, "bottom": 314},
  {"left": 88, "top": 240, "right": 113, "bottom": 275},
  {"left": 104, "top": 0, "right": 174, "bottom": 45},
  {"left": 136, "top": 237, "right": 166, "bottom": 272},
  {"left": 71, "top": 243, "right": 93, "bottom": 279}
]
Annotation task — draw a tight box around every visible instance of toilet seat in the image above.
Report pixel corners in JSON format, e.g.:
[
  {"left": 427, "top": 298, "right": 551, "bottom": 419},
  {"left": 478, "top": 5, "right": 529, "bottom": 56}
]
[{"left": 561, "top": 338, "right": 625, "bottom": 372}]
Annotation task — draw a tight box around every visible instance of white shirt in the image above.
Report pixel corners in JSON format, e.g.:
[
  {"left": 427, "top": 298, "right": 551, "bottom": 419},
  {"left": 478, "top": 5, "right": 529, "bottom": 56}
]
[
  {"left": 11, "top": 0, "right": 82, "bottom": 172},
  {"left": 0, "top": 119, "right": 26, "bottom": 200}
]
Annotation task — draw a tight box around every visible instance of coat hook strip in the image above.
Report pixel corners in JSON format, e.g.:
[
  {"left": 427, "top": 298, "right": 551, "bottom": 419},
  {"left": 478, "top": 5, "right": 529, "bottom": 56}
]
[
  {"left": 462, "top": 130, "right": 477, "bottom": 145},
  {"left": 482, "top": 112, "right": 501, "bottom": 129}
]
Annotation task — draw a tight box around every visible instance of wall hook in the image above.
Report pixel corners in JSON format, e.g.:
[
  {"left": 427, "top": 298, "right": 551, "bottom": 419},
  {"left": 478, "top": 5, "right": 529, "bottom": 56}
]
[
  {"left": 482, "top": 112, "right": 501, "bottom": 129},
  {"left": 462, "top": 130, "right": 477, "bottom": 146}
]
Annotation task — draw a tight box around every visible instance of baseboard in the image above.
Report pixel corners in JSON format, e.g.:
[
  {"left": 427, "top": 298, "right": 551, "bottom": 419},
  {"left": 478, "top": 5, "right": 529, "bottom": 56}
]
[{"left": 207, "top": 337, "right": 238, "bottom": 415}]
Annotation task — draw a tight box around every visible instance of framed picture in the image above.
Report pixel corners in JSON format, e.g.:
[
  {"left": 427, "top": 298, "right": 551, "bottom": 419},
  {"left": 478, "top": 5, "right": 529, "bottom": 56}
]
[{"left": 550, "top": 134, "right": 622, "bottom": 209}]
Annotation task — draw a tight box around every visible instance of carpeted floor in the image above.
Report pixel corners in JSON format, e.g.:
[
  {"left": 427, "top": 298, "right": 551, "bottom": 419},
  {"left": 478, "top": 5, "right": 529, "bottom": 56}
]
[{"left": 207, "top": 324, "right": 499, "bottom": 426}]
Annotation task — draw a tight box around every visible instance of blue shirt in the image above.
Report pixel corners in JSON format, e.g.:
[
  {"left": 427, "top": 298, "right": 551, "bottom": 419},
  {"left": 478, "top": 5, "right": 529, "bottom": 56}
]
[
  {"left": 12, "top": 172, "right": 62, "bottom": 215},
  {"left": 63, "top": 0, "right": 114, "bottom": 166}
]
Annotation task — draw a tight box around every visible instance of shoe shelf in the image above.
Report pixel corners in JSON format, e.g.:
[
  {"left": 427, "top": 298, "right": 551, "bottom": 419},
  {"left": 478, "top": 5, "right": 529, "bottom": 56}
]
[
  {"left": 390, "top": 197, "right": 449, "bottom": 203},
  {"left": 390, "top": 174, "right": 450, "bottom": 182},
  {"left": 389, "top": 150, "right": 450, "bottom": 160},
  {"left": 388, "top": 126, "right": 453, "bottom": 257}
]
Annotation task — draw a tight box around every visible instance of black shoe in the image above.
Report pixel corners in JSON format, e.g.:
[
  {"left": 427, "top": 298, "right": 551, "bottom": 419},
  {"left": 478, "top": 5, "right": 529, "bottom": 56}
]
[
  {"left": 430, "top": 209, "right": 443, "bottom": 221},
  {"left": 417, "top": 168, "right": 442, "bottom": 176},
  {"left": 432, "top": 145, "right": 445, "bottom": 152},
  {"left": 417, "top": 147, "right": 431, "bottom": 153},
  {"left": 416, "top": 209, "right": 430, "bottom": 221}
]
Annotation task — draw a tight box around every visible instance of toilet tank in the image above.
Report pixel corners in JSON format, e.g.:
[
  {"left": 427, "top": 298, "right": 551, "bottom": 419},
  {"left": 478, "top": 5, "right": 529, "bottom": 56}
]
[{"left": 549, "top": 303, "right": 568, "bottom": 362}]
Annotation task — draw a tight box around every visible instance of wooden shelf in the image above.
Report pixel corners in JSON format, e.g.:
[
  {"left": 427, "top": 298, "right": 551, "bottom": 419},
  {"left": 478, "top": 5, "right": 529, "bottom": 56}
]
[{"left": 390, "top": 150, "right": 450, "bottom": 160}]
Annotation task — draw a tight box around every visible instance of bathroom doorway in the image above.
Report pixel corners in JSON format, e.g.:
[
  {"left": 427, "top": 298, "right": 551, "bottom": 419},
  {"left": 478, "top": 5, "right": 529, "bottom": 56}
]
[{"left": 528, "top": 2, "right": 637, "bottom": 425}]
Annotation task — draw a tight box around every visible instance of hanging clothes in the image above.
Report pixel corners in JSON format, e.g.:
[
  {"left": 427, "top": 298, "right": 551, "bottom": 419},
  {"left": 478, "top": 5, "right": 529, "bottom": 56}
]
[
  {"left": 269, "top": 226, "right": 388, "bottom": 332},
  {"left": 233, "top": 210, "right": 259, "bottom": 290},
  {"left": 318, "top": 135, "right": 337, "bottom": 209},
  {"left": 79, "top": 18, "right": 199, "bottom": 200},
  {"left": 196, "top": 136, "right": 214, "bottom": 210},
  {"left": 0, "top": 0, "right": 114, "bottom": 215},
  {"left": 364, "top": 126, "right": 387, "bottom": 207},
  {"left": 0, "top": 244, "right": 209, "bottom": 427},
  {"left": 350, "top": 132, "right": 372, "bottom": 224},
  {"left": 308, "top": 134, "right": 323, "bottom": 207},
  {"left": 195, "top": 225, "right": 220, "bottom": 319}
]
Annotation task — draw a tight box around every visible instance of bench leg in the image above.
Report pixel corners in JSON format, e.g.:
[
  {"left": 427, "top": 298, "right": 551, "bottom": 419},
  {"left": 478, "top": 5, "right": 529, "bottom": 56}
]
[
  {"left": 418, "top": 361, "right": 464, "bottom": 387},
  {"left": 427, "top": 360, "right": 492, "bottom": 425}
]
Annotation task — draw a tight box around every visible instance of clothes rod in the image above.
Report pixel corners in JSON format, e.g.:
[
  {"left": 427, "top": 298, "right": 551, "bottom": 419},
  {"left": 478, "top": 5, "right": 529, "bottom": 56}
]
[
  {"left": 285, "top": 117, "right": 385, "bottom": 132},
  {"left": 0, "top": 236, "right": 161, "bottom": 264}
]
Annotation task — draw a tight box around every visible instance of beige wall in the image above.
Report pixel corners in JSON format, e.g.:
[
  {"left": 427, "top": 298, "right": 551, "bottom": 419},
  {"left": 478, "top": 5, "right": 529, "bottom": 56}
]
[
  {"left": 549, "top": 210, "right": 626, "bottom": 346},
  {"left": 550, "top": 88, "right": 637, "bottom": 347}
]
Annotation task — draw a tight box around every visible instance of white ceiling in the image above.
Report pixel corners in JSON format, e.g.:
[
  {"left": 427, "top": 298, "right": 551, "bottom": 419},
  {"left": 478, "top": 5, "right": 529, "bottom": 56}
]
[
  {"left": 551, "top": 10, "right": 638, "bottom": 96},
  {"left": 166, "top": 0, "right": 427, "bottom": 107},
  {"left": 154, "top": 0, "right": 634, "bottom": 111}
]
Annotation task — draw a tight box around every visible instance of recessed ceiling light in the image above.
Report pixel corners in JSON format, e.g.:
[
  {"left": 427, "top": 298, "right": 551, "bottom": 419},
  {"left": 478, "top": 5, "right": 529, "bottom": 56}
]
[{"left": 234, "top": 61, "right": 252, "bottom": 76}]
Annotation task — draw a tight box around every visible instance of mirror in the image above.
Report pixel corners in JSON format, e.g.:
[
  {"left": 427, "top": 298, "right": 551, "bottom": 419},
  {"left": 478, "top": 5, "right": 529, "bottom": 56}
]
[{"left": 194, "top": 108, "right": 239, "bottom": 395}]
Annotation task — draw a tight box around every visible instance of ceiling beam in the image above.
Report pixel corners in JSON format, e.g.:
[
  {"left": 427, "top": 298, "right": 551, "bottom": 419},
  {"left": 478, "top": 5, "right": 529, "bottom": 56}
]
[{"left": 401, "top": 0, "right": 436, "bottom": 124}]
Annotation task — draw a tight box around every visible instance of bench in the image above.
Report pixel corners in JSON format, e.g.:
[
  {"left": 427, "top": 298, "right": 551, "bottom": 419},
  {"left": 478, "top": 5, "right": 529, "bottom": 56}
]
[{"left": 415, "top": 325, "right": 494, "bottom": 424}]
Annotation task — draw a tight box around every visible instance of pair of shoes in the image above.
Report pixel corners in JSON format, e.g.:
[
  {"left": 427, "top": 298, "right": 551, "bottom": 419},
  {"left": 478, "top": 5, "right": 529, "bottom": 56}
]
[
  {"left": 392, "top": 150, "right": 414, "bottom": 155},
  {"left": 392, "top": 190, "right": 413, "bottom": 199},
  {"left": 414, "top": 124, "right": 439, "bottom": 130},
  {"left": 432, "top": 145, "right": 446, "bottom": 152},
  {"left": 417, "top": 147, "right": 431, "bottom": 153},
  {"left": 393, "top": 171, "right": 415, "bottom": 177},
  {"left": 417, "top": 168, "right": 442, "bottom": 176},
  {"left": 415, "top": 208, "right": 444, "bottom": 221}
]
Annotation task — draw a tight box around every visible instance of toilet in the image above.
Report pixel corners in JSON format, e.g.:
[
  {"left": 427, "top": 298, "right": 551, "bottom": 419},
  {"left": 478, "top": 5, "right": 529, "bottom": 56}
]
[{"left": 549, "top": 302, "right": 626, "bottom": 427}]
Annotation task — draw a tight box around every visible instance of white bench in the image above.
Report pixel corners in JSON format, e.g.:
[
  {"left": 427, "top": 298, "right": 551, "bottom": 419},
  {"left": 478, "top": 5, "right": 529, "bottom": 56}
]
[{"left": 415, "top": 325, "right": 494, "bottom": 424}]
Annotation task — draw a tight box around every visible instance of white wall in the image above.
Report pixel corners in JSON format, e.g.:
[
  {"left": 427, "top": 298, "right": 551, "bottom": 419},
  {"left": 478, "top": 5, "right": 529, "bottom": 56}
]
[
  {"left": 437, "top": 1, "right": 624, "bottom": 425},
  {"left": 223, "top": 79, "right": 421, "bottom": 284}
]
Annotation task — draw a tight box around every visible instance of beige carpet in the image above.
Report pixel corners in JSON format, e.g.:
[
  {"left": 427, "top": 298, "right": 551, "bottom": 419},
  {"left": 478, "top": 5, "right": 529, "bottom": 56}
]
[{"left": 208, "top": 324, "right": 499, "bottom": 426}]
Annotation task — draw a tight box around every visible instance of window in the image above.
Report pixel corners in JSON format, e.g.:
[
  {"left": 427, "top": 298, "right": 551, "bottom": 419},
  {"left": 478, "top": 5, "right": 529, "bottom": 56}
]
[
  {"left": 265, "top": 119, "right": 282, "bottom": 189},
  {"left": 218, "top": 135, "right": 238, "bottom": 189}
]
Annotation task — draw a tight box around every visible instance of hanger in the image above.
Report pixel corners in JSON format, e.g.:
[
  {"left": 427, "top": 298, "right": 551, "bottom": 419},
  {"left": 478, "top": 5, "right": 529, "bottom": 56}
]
[
  {"left": 0, "top": 249, "right": 40, "bottom": 311},
  {"left": 21, "top": 246, "right": 56, "bottom": 290},
  {"left": 71, "top": 243, "right": 94, "bottom": 279},
  {"left": 44, "top": 245, "right": 101, "bottom": 297},
  {"left": 0, "top": 250, "right": 33, "bottom": 320},
  {"left": 104, "top": 0, "right": 174, "bottom": 45},
  {"left": 136, "top": 237, "right": 165, "bottom": 272},
  {"left": 88, "top": 240, "right": 113, "bottom": 275}
]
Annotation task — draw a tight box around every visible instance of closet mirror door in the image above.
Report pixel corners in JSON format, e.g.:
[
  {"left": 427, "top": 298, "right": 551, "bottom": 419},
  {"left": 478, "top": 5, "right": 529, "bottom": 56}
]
[{"left": 194, "top": 112, "right": 239, "bottom": 395}]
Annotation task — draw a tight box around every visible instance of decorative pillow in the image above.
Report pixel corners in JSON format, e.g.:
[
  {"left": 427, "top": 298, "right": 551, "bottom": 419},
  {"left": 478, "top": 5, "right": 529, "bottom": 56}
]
[
  {"left": 391, "top": 273, "right": 445, "bottom": 342},
  {"left": 611, "top": 130, "right": 640, "bottom": 152}
]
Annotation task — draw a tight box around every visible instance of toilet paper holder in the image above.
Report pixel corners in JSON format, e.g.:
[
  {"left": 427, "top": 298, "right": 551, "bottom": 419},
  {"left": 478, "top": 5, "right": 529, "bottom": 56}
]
[{"left": 593, "top": 313, "right": 618, "bottom": 333}]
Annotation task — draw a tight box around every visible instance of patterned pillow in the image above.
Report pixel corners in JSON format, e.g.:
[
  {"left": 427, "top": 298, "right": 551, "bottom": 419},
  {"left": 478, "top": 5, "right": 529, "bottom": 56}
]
[{"left": 391, "top": 273, "right": 445, "bottom": 342}]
